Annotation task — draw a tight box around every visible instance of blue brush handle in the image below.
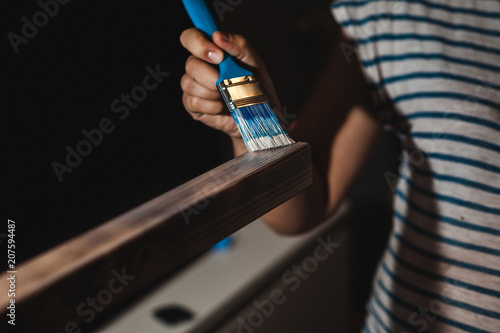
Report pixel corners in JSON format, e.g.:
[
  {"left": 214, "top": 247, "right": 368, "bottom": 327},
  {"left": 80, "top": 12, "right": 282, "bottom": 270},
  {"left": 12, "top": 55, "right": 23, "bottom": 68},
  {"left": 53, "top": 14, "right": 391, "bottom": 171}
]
[{"left": 182, "top": 0, "right": 253, "bottom": 84}]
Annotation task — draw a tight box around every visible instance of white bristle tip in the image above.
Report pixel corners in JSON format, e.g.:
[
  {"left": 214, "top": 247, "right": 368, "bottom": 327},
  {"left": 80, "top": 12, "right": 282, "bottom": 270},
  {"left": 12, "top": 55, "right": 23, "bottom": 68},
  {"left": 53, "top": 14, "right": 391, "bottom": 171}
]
[{"left": 246, "top": 134, "right": 295, "bottom": 152}]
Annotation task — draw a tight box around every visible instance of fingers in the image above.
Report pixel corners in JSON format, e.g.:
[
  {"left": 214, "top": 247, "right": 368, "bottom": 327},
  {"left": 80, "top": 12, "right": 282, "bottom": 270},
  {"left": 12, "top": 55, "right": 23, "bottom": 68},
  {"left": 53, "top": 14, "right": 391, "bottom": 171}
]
[
  {"left": 180, "top": 28, "right": 281, "bottom": 123},
  {"left": 182, "top": 55, "right": 224, "bottom": 116},
  {"left": 182, "top": 92, "right": 225, "bottom": 118},
  {"left": 180, "top": 28, "right": 262, "bottom": 67},
  {"left": 180, "top": 28, "right": 224, "bottom": 64},
  {"left": 181, "top": 73, "right": 220, "bottom": 101},
  {"left": 181, "top": 42, "right": 225, "bottom": 119},
  {"left": 180, "top": 28, "right": 260, "bottom": 68},
  {"left": 184, "top": 55, "right": 220, "bottom": 92}
]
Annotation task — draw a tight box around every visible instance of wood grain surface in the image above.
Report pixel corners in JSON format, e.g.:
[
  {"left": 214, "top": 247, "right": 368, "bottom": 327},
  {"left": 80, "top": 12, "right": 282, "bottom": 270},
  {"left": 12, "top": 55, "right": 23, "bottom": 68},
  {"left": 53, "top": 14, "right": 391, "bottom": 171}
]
[{"left": 0, "top": 142, "right": 311, "bottom": 332}]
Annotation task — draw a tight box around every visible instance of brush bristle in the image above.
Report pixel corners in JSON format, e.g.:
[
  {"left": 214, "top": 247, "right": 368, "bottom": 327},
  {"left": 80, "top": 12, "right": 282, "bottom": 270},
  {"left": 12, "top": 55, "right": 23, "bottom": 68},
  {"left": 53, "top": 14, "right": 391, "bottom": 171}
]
[{"left": 231, "top": 103, "right": 295, "bottom": 152}]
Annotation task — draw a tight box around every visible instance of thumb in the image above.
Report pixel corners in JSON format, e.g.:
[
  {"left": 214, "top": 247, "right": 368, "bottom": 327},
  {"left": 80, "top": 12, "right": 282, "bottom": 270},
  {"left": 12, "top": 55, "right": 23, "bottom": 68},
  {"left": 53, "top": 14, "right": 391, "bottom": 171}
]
[{"left": 212, "top": 31, "right": 262, "bottom": 70}]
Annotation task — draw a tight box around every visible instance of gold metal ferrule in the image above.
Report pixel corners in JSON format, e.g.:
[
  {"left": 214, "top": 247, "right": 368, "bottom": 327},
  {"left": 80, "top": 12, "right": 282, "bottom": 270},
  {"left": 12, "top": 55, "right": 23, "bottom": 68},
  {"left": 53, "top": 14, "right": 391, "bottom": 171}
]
[{"left": 217, "top": 76, "right": 268, "bottom": 111}]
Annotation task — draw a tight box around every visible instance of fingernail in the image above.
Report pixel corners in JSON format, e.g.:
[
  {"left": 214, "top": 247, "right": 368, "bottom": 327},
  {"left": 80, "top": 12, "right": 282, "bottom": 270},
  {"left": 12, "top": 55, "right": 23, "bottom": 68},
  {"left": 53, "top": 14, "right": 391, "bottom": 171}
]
[
  {"left": 208, "top": 51, "right": 222, "bottom": 63},
  {"left": 220, "top": 32, "right": 230, "bottom": 42}
]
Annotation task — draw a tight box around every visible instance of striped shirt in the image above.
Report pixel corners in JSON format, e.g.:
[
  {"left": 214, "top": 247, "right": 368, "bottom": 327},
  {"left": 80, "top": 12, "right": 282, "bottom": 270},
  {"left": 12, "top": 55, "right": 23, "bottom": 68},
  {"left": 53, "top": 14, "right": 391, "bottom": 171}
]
[{"left": 331, "top": 1, "right": 500, "bottom": 332}]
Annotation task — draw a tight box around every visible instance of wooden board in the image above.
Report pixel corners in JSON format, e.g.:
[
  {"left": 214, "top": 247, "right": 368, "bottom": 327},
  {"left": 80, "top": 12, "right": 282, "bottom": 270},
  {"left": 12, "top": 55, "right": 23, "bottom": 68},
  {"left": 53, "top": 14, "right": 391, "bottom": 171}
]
[{"left": 0, "top": 142, "right": 311, "bottom": 332}]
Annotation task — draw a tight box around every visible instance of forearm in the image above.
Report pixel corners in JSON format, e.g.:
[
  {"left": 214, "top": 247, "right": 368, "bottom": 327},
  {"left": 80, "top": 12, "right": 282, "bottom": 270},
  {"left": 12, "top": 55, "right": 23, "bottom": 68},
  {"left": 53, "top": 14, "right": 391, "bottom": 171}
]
[
  {"left": 251, "top": 31, "right": 381, "bottom": 234},
  {"left": 259, "top": 161, "right": 327, "bottom": 234},
  {"left": 231, "top": 136, "right": 327, "bottom": 234},
  {"left": 230, "top": 105, "right": 381, "bottom": 235},
  {"left": 225, "top": 28, "right": 381, "bottom": 234},
  {"left": 260, "top": 105, "right": 381, "bottom": 234}
]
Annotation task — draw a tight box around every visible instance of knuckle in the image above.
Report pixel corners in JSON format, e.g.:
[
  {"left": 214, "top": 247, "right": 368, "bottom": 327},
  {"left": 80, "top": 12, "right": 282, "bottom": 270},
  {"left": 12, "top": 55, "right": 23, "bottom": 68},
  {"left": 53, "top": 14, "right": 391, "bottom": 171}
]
[
  {"left": 185, "top": 55, "right": 197, "bottom": 74},
  {"left": 180, "top": 74, "right": 188, "bottom": 91},
  {"left": 183, "top": 96, "right": 202, "bottom": 120},
  {"left": 180, "top": 74, "right": 193, "bottom": 93},
  {"left": 182, "top": 93, "right": 191, "bottom": 110},
  {"left": 230, "top": 34, "right": 256, "bottom": 62},
  {"left": 234, "top": 34, "right": 248, "bottom": 49},
  {"left": 179, "top": 30, "right": 188, "bottom": 46},
  {"left": 190, "top": 95, "right": 202, "bottom": 110},
  {"left": 191, "top": 112, "right": 205, "bottom": 121},
  {"left": 180, "top": 28, "right": 199, "bottom": 47}
]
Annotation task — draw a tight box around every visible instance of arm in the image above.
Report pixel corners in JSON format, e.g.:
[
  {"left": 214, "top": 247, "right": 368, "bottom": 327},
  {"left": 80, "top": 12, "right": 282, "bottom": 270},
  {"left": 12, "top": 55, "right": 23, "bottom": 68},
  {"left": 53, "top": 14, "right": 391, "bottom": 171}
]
[
  {"left": 260, "top": 31, "right": 382, "bottom": 233},
  {"left": 180, "top": 27, "right": 382, "bottom": 234}
]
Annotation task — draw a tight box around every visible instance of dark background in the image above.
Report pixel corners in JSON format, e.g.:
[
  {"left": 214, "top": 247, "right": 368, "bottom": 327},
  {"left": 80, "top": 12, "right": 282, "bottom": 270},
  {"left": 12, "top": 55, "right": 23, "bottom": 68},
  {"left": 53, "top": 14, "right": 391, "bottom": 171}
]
[
  {"left": 4, "top": 0, "right": 342, "bottom": 265},
  {"left": 5, "top": 0, "right": 399, "bottom": 330},
  {"left": 5, "top": 1, "right": 230, "bottom": 265}
]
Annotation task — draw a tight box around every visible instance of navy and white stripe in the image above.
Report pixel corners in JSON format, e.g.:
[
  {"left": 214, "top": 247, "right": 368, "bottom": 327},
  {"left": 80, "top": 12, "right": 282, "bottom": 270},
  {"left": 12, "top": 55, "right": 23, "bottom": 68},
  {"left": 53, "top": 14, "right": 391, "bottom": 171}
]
[{"left": 332, "top": 1, "right": 500, "bottom": 332}]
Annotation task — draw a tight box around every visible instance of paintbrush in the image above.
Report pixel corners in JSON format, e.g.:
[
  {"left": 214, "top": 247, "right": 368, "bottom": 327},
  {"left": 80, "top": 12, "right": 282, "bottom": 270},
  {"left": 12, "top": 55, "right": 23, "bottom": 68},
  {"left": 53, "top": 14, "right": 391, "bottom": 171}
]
[{"left": 182, "top": 0, "right": 294, "bottom": 152}]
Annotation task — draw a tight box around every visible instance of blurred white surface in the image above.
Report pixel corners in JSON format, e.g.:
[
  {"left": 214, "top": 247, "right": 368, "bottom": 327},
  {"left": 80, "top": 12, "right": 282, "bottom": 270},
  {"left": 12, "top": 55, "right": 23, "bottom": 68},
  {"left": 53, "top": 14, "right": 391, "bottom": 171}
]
[{"left": 98, "top": 203, "right": 350, "bottom": 333}]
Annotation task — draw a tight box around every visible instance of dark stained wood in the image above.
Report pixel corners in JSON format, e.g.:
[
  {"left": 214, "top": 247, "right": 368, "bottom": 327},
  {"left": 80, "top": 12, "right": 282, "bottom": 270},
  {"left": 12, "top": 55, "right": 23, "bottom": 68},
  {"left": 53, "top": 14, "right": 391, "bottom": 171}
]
[{"left": 0, "top": 142, "right": 311, "bottom": 332}]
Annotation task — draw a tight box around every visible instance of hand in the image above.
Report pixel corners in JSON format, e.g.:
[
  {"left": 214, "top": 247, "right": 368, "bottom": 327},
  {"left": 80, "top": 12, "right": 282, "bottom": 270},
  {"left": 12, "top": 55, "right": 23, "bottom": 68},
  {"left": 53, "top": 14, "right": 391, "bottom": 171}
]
[{"left": 179, "top": 29, "right": 281, "bottom": 144}]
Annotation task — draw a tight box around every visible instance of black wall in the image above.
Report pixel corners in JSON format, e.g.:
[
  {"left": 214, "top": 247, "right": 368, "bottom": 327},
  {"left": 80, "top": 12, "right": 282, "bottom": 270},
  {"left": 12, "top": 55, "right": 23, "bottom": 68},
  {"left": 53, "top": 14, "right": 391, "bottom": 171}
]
[
  {"left": 5, "top": 0, "right": 337, "bottom": 265},
  {"left": 6, "top": 1, "right": 232, "bottom": 264}
]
